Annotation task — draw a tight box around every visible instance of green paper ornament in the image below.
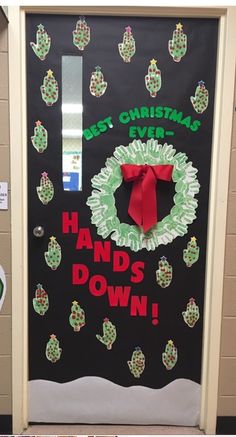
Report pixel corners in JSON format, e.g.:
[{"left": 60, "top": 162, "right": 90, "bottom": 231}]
[
  {"left": 31, "top": 120, "right": 48, "bottom": 153},
  {"left": 162, "top": 340, "right": 178, "bottom": 370},
  {"left": 73, "top": 16, "right": 90, "bottom": 51},
  {"left": 89, "top": 66, "right": 107, "bottom": 98},
  {"left": 183, "top": 236, "right": 199, "bottom": 267},
  {"left": 145, "top": 58, "right": 162, "bottom": 98},
  {"left": 118, "top": 26, "right": 136, "bottom": 63},
  {"left": 168, "top": 22, "right": 187, "bottom": 62},
  {"left": 96, "top": 317, "right": 117, "bottom": 350},
  {"left": 33, "top": 283, "right": 49, "bottom": 316},
  {"left": 127, "top": 346, "right": 145, "bottom": 378},
  {"left": 190, "top": 81, "right": 209, "bottom": 114},
  {"left": 46, "top": 334, "right": 62, "bottom": 363},
  {"left": 182, "top": 297, "right": 200, "bottom": 328},
  {"left": 44, "top": 236, "right": 62, "bottom": 270},
  {"left": 36, "top": 172, "right": 54, "bottom": 205},
  {"left": 69, "top": 300, "right": 85, "bottom": 332},
  {"left": 156, "top": 256, "right": 172, "bottom": 288},
  {"left": 40, "top": 69, "right": 59, "bottom": 106},
  {"left": 30, "top": 23, "right": 51, "bottom": 61}
]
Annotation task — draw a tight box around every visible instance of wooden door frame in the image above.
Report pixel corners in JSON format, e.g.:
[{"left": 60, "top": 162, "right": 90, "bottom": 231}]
[{"left": 8, "top": 5, "right": 236, "bottom": 434}]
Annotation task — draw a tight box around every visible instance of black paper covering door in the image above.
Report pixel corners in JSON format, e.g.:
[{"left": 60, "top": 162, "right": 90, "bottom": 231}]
[{"left": 27, "top": 14, "right": 218, "bottom": 424}]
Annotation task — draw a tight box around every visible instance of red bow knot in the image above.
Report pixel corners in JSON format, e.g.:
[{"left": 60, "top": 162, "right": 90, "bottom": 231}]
[{"left": 121, "top": 164, "right": 173, "bottom": 233}]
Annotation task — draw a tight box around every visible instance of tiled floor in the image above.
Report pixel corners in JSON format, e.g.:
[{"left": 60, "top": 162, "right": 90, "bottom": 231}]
[{"left": 22, "top": 425, "right": 203, "bottom": 435}]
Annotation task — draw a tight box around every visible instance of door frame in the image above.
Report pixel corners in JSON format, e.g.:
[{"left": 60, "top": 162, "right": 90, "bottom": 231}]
[{"left": 8, "top": 5, "right": 236, "bottom": 434}]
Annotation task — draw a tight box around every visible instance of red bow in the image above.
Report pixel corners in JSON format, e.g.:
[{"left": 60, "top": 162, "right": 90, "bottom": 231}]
[{"left": 121, "top": 164, "right": 173, "bottom": 233}]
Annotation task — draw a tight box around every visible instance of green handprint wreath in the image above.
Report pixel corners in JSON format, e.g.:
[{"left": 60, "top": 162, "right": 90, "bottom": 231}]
[{"left": 86, "top": 139, "right": 200, "bottom": 252}]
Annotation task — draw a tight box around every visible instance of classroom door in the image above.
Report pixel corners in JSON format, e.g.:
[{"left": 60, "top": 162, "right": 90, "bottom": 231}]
[{"left": 26, "top": 13, "right": 218, "bottom": 424}]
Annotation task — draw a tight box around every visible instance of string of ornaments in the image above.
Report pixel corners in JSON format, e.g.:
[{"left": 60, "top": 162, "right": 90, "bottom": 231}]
[{"left": 30, "top": 18, "right": 204, "bottom": 376}]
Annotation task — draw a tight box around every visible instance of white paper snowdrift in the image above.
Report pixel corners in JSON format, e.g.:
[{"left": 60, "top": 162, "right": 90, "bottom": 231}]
[{"left": 29, "top": 376, "right": 200, "bottom": 425}]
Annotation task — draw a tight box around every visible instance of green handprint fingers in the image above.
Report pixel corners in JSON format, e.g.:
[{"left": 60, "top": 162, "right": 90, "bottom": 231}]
[
  {"left": 156, "top": 256, "right": 173, "bottom": 288},
  {"left": 96, "top": 318, "right": 117, "bottom": 350},
  {"left": 168, "top": 23, "right": 187, "bottom": 62},
  {"left": 191, "top": 81, "right": 209, "bottom": 114},
  {"left": 182, "top": 298, "right": 200, "bottom": 328},
  {"left": 128, "top": 347, "right": 145, "bottom": 378},
  {"left": 183, "top": 236, "right": 200, "bottom": 267},
  {"left": 30, "top": 24, "right": 51, "bottom": 61}
]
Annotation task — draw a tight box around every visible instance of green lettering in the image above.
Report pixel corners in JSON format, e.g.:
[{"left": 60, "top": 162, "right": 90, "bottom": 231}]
[
  {"left": 155, "top": 127, "right": 165, "bottom": 138},
  {"left": 140, "top": 106, "right": 150, "bottom": 119},
  {"left": 181, "top": 116, "right": 191, "bottom": 129},
  {"left": 119, "top": 112, "right": 130, "bottom": 124},
  {"left": 190, "top": 120, "right": 201, "bottom": 132},
  {"left": 129, "top": 126, "right": 137, "bottom": 138},
  {"left": 163, "top": 107, "right": 173, "bottom": 119},
  {"left": 129, "top": 107, "right": 141, "bottom": 121},
  {"left": 90, "top": 124, "right": 100, "bottom": 137},
  {"left": 169, "top": 109, "right": 183, "bottom": 124},
  {"left": 83, "top": 128, "right": 93, "bottom": 140},
  {"left": 103, "top": 116, "right": 113, "bottom": 129},
  {"left": 97, "top": 120, "right": 107, "bottom": 133},
  {"left": 147, "top": 126, "right": 155, "bottom": 138},
  {"left": 155, "top": 106, "right": 164, "bottom": 118}
]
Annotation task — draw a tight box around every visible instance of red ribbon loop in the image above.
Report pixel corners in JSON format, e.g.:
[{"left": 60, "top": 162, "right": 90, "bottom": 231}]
[{"left": 121, "top": 164, "right": 173, "bottom": 233}]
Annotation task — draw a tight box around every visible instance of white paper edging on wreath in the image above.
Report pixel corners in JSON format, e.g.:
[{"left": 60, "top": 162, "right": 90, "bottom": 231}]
[{"left": 87, "top": 139, "right": 200, "bottom": 252}]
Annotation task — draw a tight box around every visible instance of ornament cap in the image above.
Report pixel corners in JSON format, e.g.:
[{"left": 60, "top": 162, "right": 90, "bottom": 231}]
[
  {"left": 37, "top": 24, "right": 44, "bottom": 31},
  {"left": 125, "top": 25, "right": 132, "bottom": 33},
  {"left": 36, "top": 283, "right": 43, "bottom": 289},
  {"left": 135, "top": 346, "right": 141, "bottom": 351},
  {"left": 95, "top": 65, "right": 101, "bottom": 72},
  {"left": 35, "top": 120, "right": 42, "bottom": 126},
  {"left": 150, "top": 58, "right": 157, "bottom": 65},
  {"left": 176, "top": 22, "right": 183, "bottom": 30},
  {"left": 47, "top": 69, "right": 54, "bottom": 78},
  {"left": 160, "top": 255, "right": 167, "bottom": 261},
  {"left": 198, "top": 80, "right": 205, "bottom": 87}
]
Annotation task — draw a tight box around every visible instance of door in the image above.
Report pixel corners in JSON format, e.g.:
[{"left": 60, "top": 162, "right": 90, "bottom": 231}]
[{"left": 26, "top": 13, "right": 218, "bottom": 425}]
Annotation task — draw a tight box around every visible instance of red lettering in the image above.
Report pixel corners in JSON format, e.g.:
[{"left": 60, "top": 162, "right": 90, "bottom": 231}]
[
  {"left": 89, "top": 275, "right": 107, "bottom": 296},
  {"left": 107, "top": 286, "right": 131, "bottom": 307},
  {"left": 113, "top": 251, "right": 130, "bottom": 272},
  {"left": 94, "top": 241, "right": 111, "bottom": 262},
  {"left": 130, "top": 295, "right": 148, "bottom": 316},
  {"left": 76, "top": 228, "right": 93, "bottom": 249},
  {"left": 72, "top": 264, "right": 89, "bottom": 285},
  {"left": 62, "top": 212, "right": 79, "bottom": 234},
  {"left": 131, "top": 261, "right": 145, "bottom": 283}
]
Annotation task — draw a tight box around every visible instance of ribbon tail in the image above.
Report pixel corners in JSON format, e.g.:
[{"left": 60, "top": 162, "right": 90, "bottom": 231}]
[
  {"left": 128, "top": 179, "right": 143, "bottom": 227},
  {"left": 142, "top": 170, "right": 157, "bottom": 232}
]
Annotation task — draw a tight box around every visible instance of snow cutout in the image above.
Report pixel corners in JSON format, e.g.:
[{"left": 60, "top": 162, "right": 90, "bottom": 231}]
[{"left": 29, "top": 376, "right": 200, "bottom": 425}]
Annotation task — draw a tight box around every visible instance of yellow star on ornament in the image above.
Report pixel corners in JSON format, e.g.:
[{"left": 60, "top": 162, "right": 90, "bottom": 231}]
[
  {"left": 150, "top": 58, "right": 157, "bottom": 65},
  {"left": 72, "top": 300, "right": 78, "bottom": 305},
  {"left": 191, "top": 236, "right": 197, "bottom": 242},
  {"left": 176, "top": 22, "right": 183, "bottom": 30},
  {"left": 50, "top": 334, "right": 56, "bottom": 339},
  {"left": 168, "top": 340, "right": 173, "bottom": 345},
  {"left": 47, "top": 69, "right": 53, "bottom": 78},
  {"left": 50, "top": 236, "right": 56, "bottom": 242}
]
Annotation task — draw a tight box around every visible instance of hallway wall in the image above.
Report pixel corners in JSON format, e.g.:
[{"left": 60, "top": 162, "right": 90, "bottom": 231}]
[{"left": 0, "top": 8, "right": 12, "bottom": 417}]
